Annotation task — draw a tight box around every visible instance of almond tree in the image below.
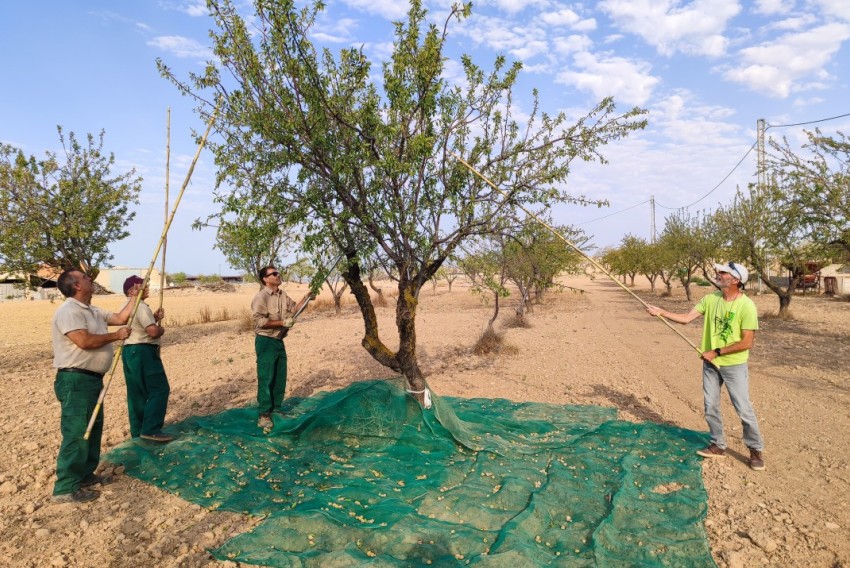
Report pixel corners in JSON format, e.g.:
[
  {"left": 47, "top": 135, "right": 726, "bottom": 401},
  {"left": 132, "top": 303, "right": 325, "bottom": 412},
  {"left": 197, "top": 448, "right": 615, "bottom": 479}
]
[
  {"left": 768, "top": 129, "right": 850, "bottom": 254},
  {"left": 0, "top": 127, "right": 141, "bottom": 279},
  {"left": 161, "top": 0, "right": 646, "bottom": 400}
]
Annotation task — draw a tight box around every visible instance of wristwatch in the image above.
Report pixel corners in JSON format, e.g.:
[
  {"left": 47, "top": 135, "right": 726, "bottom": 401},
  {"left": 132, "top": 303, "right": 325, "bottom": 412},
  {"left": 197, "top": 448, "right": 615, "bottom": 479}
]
[{"left": 714, "top": 348, "right": 722, "bottom": 357}]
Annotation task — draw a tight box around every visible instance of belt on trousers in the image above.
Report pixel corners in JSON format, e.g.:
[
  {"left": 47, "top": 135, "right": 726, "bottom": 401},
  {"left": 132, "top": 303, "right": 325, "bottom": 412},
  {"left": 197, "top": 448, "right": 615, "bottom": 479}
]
[{"left": 57, "top": 368, "right": 104, "bottom": 379}]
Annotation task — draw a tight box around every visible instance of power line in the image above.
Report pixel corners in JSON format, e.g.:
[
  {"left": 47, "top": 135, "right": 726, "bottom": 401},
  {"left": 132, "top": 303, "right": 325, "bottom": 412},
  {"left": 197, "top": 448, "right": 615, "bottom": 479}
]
[
  {"left": 572, "top": 111, "right": 849, "bottom": 230},
  {"left": 652, "top": 112, "right": 849, "bottom": 212},
  {"left": 655, "top": 142, "right": 757, "bottom": 210},
  {"left": 577, "top": 199, "right": 650, "bottom": 226},
  {"left": 766, "top": 112, "right": 850, "bottom": 130}
]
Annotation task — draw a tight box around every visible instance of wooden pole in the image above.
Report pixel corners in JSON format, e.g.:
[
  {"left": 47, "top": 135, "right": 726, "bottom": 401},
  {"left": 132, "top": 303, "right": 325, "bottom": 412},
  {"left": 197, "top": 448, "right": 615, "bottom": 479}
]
[
  {"left": 159, "top": 107, "right": 171, "bottom": 312},
  {"left": 453, "top": 153, "right": 710, "bottom": 362},
  {"left": 85, "top": 107, "right": 218, "bottom": 440}
]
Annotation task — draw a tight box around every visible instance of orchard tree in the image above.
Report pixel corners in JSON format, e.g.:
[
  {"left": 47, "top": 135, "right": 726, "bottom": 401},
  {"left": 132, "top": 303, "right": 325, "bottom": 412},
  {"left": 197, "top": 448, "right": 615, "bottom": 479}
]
[
  {"left": 715, "top": 181, "right": 827, "bottom": 316},
  {"left": 503, "top": 219, "right": 587, "bottom": 312},
  {"left": 0, "top": 127, "right": 141, "bottom": 279},
  {"left": 162, "top": 0, "right": 646, "bottom": 401},
  {"left": 193, "top": 181, "right": 302, "bottom": 278},
  {"left": 768, "top": 129, "right": 850, "bottom": 254},
  {"left": 657, "top": 210, "right": 720, "bottom": 301},
  {"left": 457, "top": 242, "right": 510, "bottom": 331}
]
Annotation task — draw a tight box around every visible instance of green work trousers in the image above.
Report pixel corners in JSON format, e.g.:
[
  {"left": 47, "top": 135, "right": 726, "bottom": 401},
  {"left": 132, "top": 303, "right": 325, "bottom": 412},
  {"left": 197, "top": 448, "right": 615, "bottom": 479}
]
[
  {"left": 255, "top": 335, "right": 287, "bottom": 415},
  {"left": 122, "top": 344, "right": 170, "bottom": 438},
  {"left": 53, "top": 371, "right": 103, "bottom": 496}
]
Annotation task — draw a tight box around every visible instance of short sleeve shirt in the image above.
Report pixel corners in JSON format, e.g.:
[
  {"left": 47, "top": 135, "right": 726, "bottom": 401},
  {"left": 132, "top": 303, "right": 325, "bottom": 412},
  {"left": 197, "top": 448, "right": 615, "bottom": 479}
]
[
  {"left": 122, "top": 298, "right": 160, "bottom": 346},
  {"left": 695, "top": 291, "right": 759, "bottom": 366},
  {"left": 252, "top": 287, "right": 295, "bottom": 338},
  {"left": 52, "top": 297, "right": 115, "bottom": 374}
]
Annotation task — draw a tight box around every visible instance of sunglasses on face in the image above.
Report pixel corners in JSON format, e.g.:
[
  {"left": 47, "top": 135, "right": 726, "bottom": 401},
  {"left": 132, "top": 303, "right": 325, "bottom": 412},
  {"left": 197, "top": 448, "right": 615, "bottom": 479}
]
[{"left": 265, "top": 271, "right": 280, "bottom": 277}]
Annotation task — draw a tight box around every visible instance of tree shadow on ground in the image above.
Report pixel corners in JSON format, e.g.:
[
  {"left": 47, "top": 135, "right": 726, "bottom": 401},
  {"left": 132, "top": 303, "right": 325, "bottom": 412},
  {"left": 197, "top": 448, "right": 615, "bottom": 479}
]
[{"left": 588, "top": 383, "right": 675, "bottom": 426}]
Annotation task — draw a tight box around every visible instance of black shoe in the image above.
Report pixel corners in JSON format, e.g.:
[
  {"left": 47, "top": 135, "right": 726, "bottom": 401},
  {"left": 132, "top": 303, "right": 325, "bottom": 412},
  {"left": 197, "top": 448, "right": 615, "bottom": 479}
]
[
  {"left": 140, "top": 432, "right": 174, "bottom": 443},
  {"left": 52, "top": 488, "right": 100, "bottom": 504},
  {"left": 80, "top": 473, "right": 112, "bottom": 488}
]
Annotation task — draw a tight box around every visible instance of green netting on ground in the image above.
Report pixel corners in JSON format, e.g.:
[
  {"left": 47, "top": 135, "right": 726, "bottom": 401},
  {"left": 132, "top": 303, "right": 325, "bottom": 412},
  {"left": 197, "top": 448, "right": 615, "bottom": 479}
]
[{"left": 106, "top": 378, "right": 716, "bottom": 567}]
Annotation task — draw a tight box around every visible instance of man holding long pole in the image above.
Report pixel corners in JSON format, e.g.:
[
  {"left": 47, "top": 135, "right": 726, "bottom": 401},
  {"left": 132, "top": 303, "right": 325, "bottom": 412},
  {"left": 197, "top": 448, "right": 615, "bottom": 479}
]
[
  {"left": 646, "top": 262, "right": 766, "bottom": 471},
  {"left": 120, "top": 275, "right": 173, "bottom": 443},
  {"left": 251, "top": 265, "right": 313, "bottom": 430},
  {"left": 51, "top": 269, "right": 137, "bottom": 503}
]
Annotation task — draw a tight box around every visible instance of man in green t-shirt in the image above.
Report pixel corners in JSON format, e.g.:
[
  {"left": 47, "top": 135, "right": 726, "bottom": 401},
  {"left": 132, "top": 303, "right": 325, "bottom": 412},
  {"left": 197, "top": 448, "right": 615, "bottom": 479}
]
[{"left": 646, "top": 262, "right": 765, "bottom": 471}]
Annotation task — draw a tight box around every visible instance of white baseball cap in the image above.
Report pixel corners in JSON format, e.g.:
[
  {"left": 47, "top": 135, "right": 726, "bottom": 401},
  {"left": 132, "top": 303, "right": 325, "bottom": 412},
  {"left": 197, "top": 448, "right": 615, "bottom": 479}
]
[{"left": 714, "top": 262, "right": 748, "bottom": 284}]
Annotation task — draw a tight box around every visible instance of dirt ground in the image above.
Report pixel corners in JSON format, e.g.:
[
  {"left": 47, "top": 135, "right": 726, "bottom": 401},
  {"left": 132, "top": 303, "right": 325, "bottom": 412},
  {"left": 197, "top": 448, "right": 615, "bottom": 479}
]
[{"left": 0, "top": 275, "right": 847, "bottom": 567}]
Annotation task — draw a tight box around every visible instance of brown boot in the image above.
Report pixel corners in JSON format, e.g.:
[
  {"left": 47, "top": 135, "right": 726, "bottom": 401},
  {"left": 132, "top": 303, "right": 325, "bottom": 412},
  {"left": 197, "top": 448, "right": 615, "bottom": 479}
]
[
  {"left": 696, "top": 444, "right": 726, "bottom": 458},
  {"left": 748, "top": 448, "right": 765, "bottom": 471}
]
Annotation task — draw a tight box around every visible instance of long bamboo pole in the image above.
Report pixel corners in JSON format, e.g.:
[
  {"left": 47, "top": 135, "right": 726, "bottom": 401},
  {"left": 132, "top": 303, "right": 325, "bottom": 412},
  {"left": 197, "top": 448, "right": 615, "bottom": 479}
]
[
  {"left": 85, "top": 108, "right": 218, "bottom": 440},
  {"left": 158, "top": 107, "right": 171, "bottom": 312},
  {"left": 453, "top": 153, "right": 711, "bottom": 362}
]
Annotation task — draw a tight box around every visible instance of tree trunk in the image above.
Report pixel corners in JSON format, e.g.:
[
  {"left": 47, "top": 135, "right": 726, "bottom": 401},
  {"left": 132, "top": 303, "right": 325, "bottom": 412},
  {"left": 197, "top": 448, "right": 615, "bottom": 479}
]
[
  {"left": 395, "top": 277, "right": 426, "bottom": 397},
  {"left": 368, "top": 269, "right": 383, "bottom": 298},
  {"left": 682, "top": 280, "right": 692, "bottom": 302},
  {"left": 343, "top": 259, "right": 427, "bottom": 403},
  {"left": 488, "top": 291, "right": 500, "bottom": 329},
  {"left": 778, "top": 292, "right": 792, "bottom": 317}
]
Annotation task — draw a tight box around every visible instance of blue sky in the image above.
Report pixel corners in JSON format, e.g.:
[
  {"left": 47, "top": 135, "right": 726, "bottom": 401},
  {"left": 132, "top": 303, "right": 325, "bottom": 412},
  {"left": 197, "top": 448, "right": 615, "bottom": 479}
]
[{"left": 2, "top": 0, "right": 849, "bottom": 275}]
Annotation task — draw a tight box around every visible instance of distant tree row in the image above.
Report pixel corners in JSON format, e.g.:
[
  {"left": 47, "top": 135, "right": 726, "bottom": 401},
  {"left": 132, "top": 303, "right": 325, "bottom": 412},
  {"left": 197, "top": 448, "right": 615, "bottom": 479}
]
[{"left": 600, "top": 128, "right": 850, "bottom": 317}]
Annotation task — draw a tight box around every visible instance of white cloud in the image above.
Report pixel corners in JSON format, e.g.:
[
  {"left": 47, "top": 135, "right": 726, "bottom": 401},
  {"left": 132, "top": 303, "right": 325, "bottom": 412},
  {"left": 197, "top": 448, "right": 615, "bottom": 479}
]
[
  {"left": 573, "top": 18, "right": 598, "bottom": 32},
  {"left": 766, "top": 14, "right": 818, "bottom": 32},
  {"left": 312, "top": 16, "right": 359, "bottom": 43},
  {"left": 179, "top": 1, "right": 208, "bottom": 17},
  {"left": 147, "top": 36, "right": 213, "bottom": 59},
  {"left": 793, "top": 95, "right": 825, "bottom": 107},
  {"left": 752, "top": 0, "right": 794, "bottom": 16},
  {"left": 136, "top": 22, "right": 153, "bottom": 32},
  {"left": 486, "top": 0, "right": 550, "bottom": 15},
  {"left": 455, "top": 14, "right": 551, "bottom": 60},
  {"left": 722, "top": 22, "right": 850, "bottom": 97},
  {"left": 340, "top": 0, "right": 411, "bottom": 20},
  {"left": 556, "top": 51, "right": 660, "bottom": 106},
  {"left": 600, "top": 0, "right": 741, "bottom": 57},
  {"left": 553, "top": 34, "right": 594, "bottom": 55},
  {"left": 814, "top": 0, "right": 850, "bottom": 22},
  {"left": 652, "top": 91, "right": 742, "bottom": 145},
  {"left": 541, "top": 8, "right": 581, "bottom": 27}
]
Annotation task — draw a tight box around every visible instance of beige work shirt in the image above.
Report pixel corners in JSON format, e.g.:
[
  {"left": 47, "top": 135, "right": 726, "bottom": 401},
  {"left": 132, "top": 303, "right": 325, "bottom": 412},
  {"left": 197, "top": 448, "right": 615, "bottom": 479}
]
[
  {"left": 122, "top": 298, "right": 160, "bottom": 346},
  {"left": 52, "top": 297, "right": 115, "bottom": 374},
  {"left": 252, "top": 286, "right": 295, "bottom": 339}
]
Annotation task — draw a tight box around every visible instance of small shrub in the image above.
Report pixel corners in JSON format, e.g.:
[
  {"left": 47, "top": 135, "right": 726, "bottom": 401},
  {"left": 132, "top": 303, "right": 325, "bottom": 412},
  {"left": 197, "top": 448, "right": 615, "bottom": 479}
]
[
  {"left": 372, "top": 293, "right": 388, "bottom": 308},
  {"left": 760, "top": 310, "right": 794, "bottom": 321},
  {"left": 502, "top": 312, "right": 532, "bottom": 329},
  {"left": 238, "top": 308, "right": 254, "bottom": 332},
  {"left": 199, "top": 306, "right": 213, "bottom": 323},
  {"left": 310, "top": 298, "right": 339, "bottom": 313},
  {"left": 473, "top": 325, "right": 509, "bottom": 355},
  {"left": 693, "top": 277, "right": 712, "bottom": 287}
]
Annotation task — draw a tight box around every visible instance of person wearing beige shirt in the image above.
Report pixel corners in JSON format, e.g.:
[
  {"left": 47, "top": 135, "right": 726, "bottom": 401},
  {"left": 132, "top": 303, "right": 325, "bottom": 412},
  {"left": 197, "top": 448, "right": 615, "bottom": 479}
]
[
  {"left": 251, "top": 265, "right": 312, "bottom": 430},
  {"left": 120, "top": 275, "right": 173, "bottom": 443},
  {"left": 51, "top": 268, "right": 137, "bottom": 503}
]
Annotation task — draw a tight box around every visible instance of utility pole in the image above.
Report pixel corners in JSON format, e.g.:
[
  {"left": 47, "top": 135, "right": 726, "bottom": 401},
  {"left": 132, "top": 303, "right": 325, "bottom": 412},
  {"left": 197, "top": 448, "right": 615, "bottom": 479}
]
[
  {"left": 650, "top": 195, "right": 656, "bottom": 244},
  {"left": 757, "top": 118, "right": 766, "bottom": 294}
]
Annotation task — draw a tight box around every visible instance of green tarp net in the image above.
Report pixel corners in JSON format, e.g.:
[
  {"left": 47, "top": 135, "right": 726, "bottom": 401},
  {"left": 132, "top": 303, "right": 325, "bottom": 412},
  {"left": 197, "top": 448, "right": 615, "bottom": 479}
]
[{"left": 106, "top": 378, "right": 716, "bottom": 567}]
